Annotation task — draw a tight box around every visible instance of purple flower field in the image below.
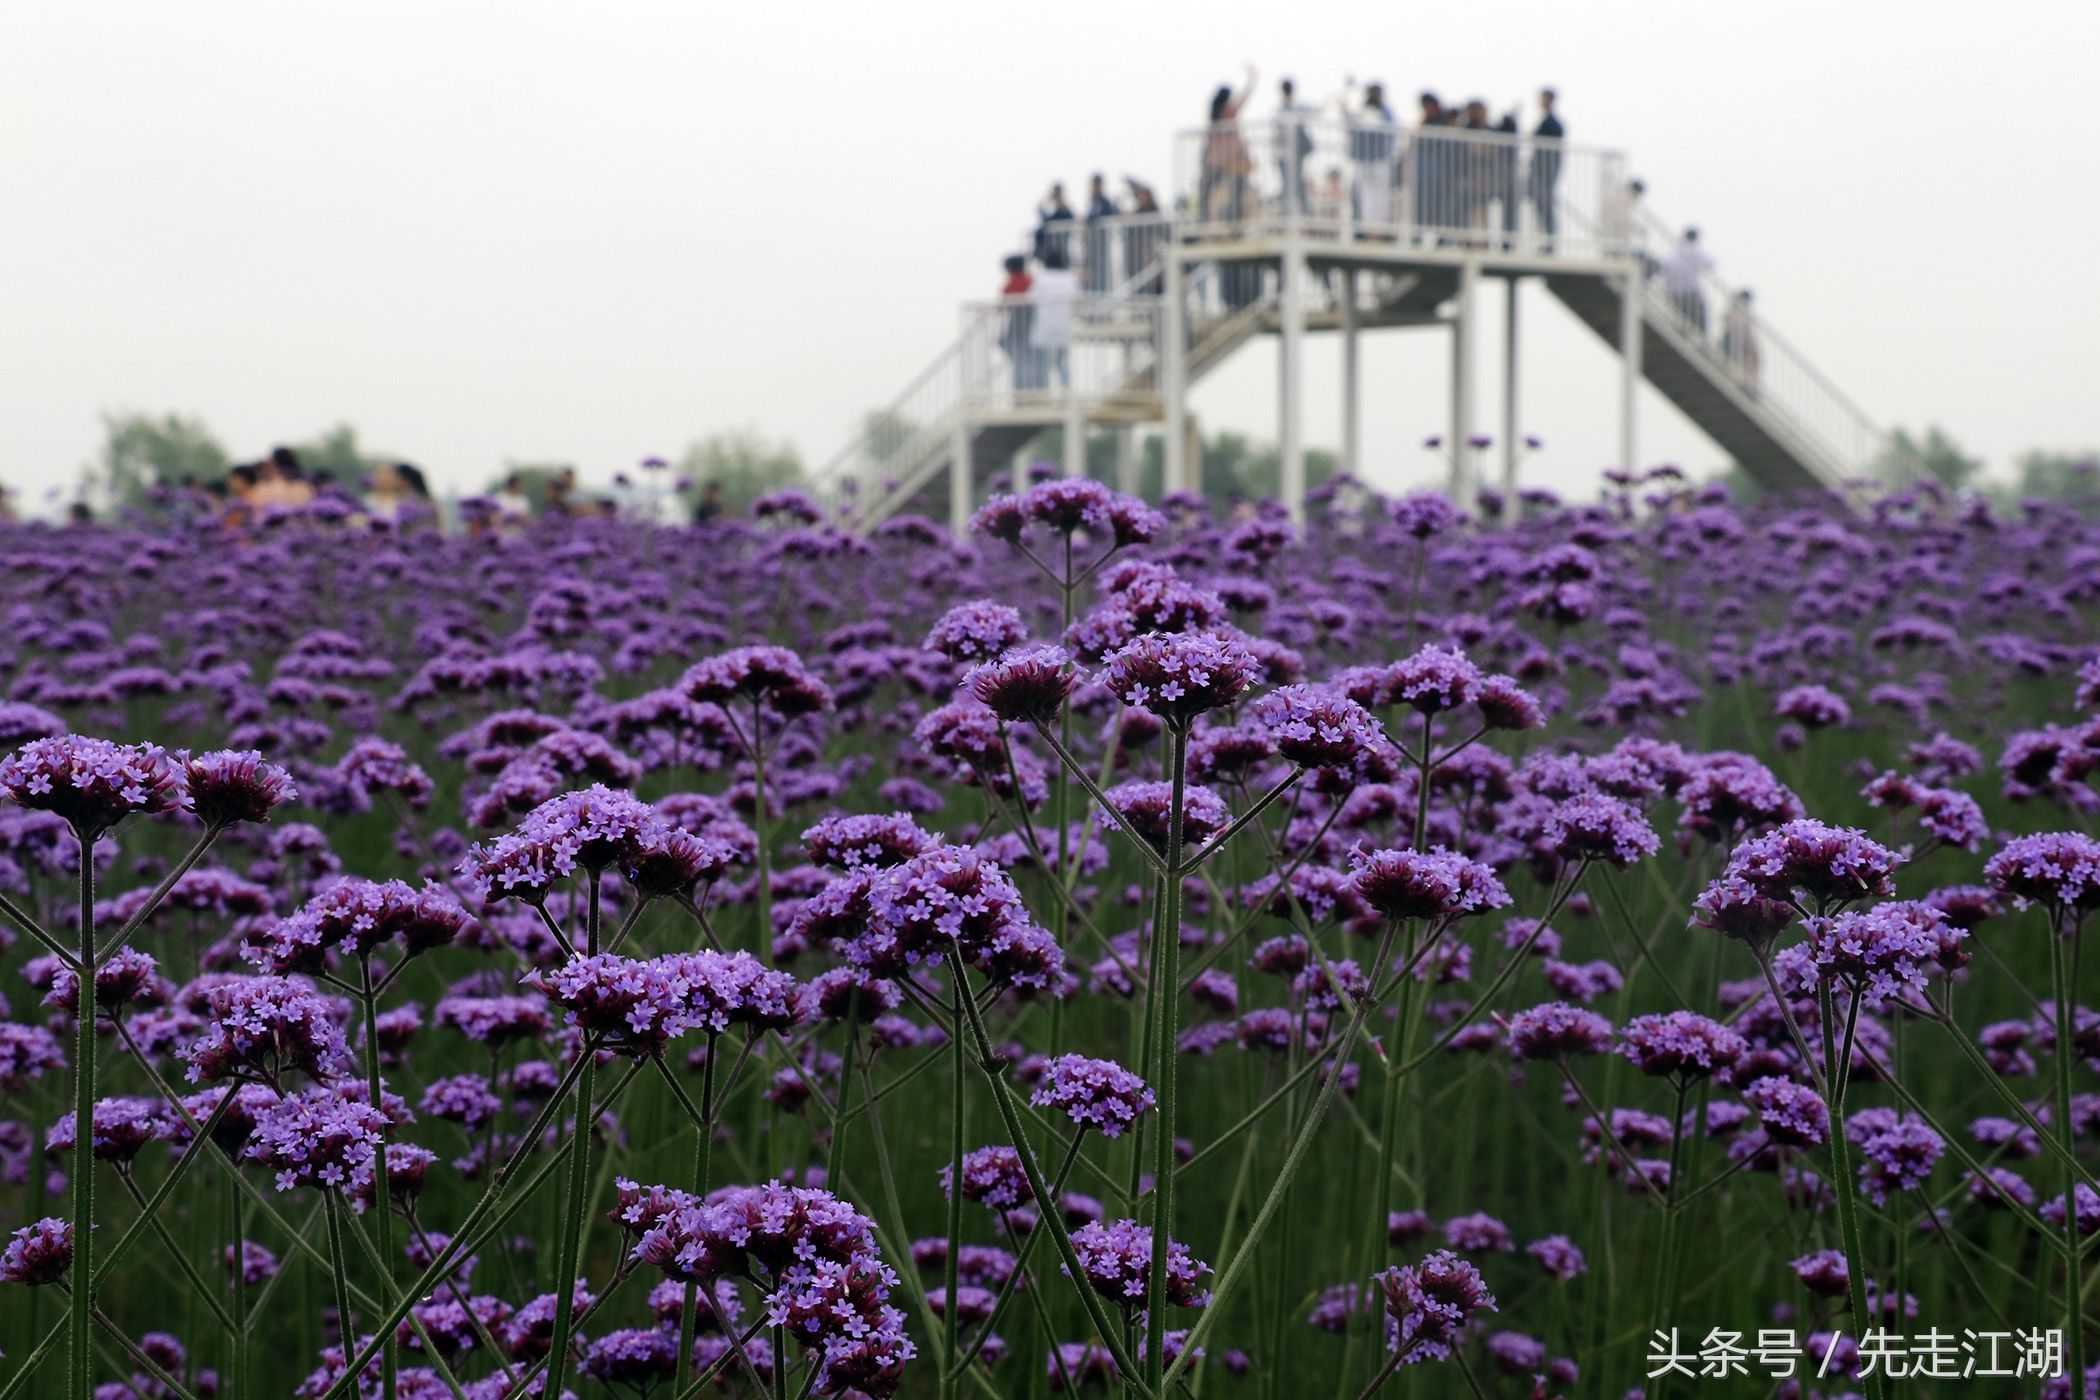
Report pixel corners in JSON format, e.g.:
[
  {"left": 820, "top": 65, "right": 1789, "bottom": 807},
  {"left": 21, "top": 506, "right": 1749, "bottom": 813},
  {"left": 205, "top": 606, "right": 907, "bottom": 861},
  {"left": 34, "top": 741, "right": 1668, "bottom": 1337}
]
[{"left": 0, "top": 470, "right": 2095, "bottom": 1399}]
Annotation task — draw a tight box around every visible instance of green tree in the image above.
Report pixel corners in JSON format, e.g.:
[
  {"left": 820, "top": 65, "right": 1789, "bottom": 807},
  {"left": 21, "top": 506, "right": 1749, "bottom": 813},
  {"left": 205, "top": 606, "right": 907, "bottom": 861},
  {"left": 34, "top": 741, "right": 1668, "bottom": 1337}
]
[
  {"left": 1874, "top": 426, "right": 1980, "bottom": 490},
  {"left": 677, "top": 429, "right": 805, "bottom": 513},
  {"left": 286, "top": 424, "right": 384, "bottom": 486},
  {"left": 2013, "top": 448, "right": 2100, "bottom": 499},
  {"left": 84, "top": 410, "right": 229, "bottom": 511}
]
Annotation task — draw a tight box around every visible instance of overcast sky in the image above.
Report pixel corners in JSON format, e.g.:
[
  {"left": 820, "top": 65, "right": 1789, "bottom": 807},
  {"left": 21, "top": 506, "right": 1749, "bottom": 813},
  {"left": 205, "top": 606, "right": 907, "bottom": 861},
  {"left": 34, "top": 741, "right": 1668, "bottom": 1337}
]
[{"left": 3, "top": 0, "right": 2094, "bottom": 507}]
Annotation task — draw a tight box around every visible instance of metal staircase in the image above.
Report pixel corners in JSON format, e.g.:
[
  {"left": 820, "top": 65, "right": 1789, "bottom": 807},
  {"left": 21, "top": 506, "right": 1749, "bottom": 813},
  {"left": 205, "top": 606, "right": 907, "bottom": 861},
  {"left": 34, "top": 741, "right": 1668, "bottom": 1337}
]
[{"left": 810, "top": 122, "right": 1910, "bottom": 528}]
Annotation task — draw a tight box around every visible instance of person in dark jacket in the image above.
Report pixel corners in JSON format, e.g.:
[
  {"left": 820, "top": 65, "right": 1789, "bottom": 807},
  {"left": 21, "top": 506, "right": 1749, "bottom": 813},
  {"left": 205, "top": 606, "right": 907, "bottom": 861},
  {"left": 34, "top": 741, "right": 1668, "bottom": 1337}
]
[{"left": 1528, "top": 87, "right": 1564, "bottom": 242}]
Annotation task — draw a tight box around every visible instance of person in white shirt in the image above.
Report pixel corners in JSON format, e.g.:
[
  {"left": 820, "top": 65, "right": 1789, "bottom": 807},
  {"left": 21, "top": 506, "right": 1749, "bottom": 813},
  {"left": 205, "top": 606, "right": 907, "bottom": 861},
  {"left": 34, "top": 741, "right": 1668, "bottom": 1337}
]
[
  {"left": 1274, "top": 77, "right": 1316, "bottom": 217},
  {"left": 1661, "top": 226, "right": 1714, "bottom": 336},
  {"left": 1030, "top": 246, "right": 1079, "bottom": 389}
]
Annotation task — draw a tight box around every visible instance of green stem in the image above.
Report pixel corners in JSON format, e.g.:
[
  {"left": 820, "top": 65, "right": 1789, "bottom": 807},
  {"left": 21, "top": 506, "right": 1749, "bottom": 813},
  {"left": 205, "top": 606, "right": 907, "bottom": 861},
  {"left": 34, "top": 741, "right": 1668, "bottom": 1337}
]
[
  {"left": 540, "top": 1048, "right": 599, "bottom": 1397},
  {"left": 68, "top": 828, "right": 96, "bottom": 1400},
  {"left": 2051, "top": 923, "right": 2089, "bottom": 1389},
  {"left": 1818, "top": 981, "right": 1882, "bottom": 1400},
  {"left": 1146, "top": 723, "right": 1189, "bottom": 1393},
  {"left": 1159, "top": 920, "right": 1402, "bottom": 1392},
  {"left": 943, "top": 1000, "right": 966, "bottom": 1400},
  {"left": 945, "top": 951, "right": 1154, "bottom": 1397},
  {"left": 323, "top": 1191, "right": 358, "bottom": 1365},
  {"left": 358, "top": 956, "right": 398, "bottom": 1400}
]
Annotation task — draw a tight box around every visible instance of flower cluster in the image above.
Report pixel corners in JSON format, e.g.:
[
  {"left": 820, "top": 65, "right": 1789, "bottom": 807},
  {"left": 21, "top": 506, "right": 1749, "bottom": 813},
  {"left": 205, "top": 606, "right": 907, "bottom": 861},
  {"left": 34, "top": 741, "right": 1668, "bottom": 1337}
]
[{"left": 1028, "top": 1055, "right": 1155, "bottom": 1137}]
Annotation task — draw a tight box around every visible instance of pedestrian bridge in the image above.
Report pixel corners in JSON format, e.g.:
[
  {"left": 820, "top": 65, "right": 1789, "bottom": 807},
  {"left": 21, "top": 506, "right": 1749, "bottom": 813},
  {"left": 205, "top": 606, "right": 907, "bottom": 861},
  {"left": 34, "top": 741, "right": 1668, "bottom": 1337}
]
[{"left": 812, "top": 119, "right": 1913, "bottom": 532}]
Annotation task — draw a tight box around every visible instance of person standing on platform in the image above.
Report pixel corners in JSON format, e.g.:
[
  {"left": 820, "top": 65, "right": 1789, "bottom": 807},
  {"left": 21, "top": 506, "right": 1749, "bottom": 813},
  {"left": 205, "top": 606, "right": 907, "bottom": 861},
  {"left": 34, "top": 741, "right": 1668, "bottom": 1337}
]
[
  {"left": 1082, "top": 173, "right": 1117, "bottom": 292},
  {"left": 1527, "top": 87, "right": 1565, "bottom": 244},
  {"left": 1349, "top": 82, "right": 1398, "bottom": 231},
  {"left": 1662, "top": 226, "right": 1714, "bottom": 336}
]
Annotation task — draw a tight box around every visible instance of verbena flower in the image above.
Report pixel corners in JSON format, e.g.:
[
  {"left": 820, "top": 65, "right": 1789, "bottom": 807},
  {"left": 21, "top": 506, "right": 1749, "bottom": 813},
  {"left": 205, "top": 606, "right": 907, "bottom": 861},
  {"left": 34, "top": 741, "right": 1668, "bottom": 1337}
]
[
  {"left": 1099, "top": 633, "right": 1261, "bottom": 723},
  {"left": 1507, "top": 1002, "right": 1615, "bottom": 1060},
  {"left": 1349, "top": 847, "right": 1511, "bottom": 922},
  {"left": 0, "top": 735, "right": 183, "bottom": 834},
  {"left": 1030, "top": 1055, "right": 1155, "bottom": 1138},
  {"left": 1253, "top": 685, "right": 1383, "bottom": 768},
  {"left": 940, "top": 1146, "right": 1033, "bottom": 1212},
  {"left": 801, "top": 813, "right": 935, "bottom": 871},
  {"left": 1803, "top": 902, "right": 1956, "bottom": 1001},
  {"left": 968, "top": 646, "right": 1078, "bottom": 725},
  {"left": 1743, "top": 1076, "right": 1829, "bottom": 1147},
  {"left": 1065, "top": 1218, "right": 1211, "bottom": 1311},
  {"left": 1101, "top": 780, "right": 1230, "bottom": 852},
  {"left": 1619, "top": 1011, "right": 1748, "bottom": 1079},
  {"left": 183, "top": 749, "right": 298, "bottom": 827},
  {"left": 0, "top": 1217, "right": 72, "bottom": 1285},
  {"left": 183, "top": 976, "right": 352, "bottom": 1084},
  {"left": 1984, "top": 831, "right": 2100, "bottom": 917},
  {"left": 679, "top": 645, "right": 834, "bottom": 718},
  {"left": 1376, "top": 1249, "right": 1496, "bottom": 1364},
  {"left": 243, "top": 1087, "right": 387, "bottom": 1191},
  {"left": 924, "top": 601, "right": 1029, "bottom": 665}
]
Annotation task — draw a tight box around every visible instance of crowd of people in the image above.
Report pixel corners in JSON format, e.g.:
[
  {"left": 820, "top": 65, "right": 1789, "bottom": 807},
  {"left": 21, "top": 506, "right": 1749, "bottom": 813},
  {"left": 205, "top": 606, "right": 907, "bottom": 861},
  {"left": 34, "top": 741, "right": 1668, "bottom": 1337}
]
[
  {"left": 996, "top": 74, "right": 1764, "bottom": 393},
  {"left": 8, "top": 449, "right": 753, "bottom": 534}
]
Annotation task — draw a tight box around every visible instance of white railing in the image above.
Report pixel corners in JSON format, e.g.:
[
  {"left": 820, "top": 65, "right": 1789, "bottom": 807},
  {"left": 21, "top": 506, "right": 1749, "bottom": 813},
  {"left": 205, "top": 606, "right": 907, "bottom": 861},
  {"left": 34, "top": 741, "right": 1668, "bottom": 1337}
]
[
  {"left": 1028, "top": 214, "right": 1172, "bottom": 298},
  {"left": 1619, "top": 204, "right": 1910, "bottom": 484},
  {"left": 957, "top": 296, "right": 1165, "bottom": 417},
  {"left": 1172, "top": 117, "right": 1628, "bottom": 262}
]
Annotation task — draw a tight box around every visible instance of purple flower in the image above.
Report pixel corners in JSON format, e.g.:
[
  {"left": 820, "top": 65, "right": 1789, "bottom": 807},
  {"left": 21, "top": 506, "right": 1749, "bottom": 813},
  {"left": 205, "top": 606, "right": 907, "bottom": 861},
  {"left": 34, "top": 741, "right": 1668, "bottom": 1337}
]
[
  {"left": 182, "top": 976, "right": 351, "bottom": 1084},
  {"left": 1743, "top": 1075, "right": 1829, "bottom": 1147},
  {"left": 1349, "top": 847, "right": 1511, "bottom": 922},
  {"left": 1791, "top": 1248, "right": 1850, "bottom": 1297},
  {"left": 0, "top": 734, "right": 183, "bottom": 834},
  {"left": 1725, "top": 819, "right": 1903, "bottom": 909},
  {"left": 1030, "top": 1055, "right": 1155, "bottom": 1138},
  {"left": 1620, "top": 1011, "right": 1747, "bottom": 1079},
  {"left": 458, "top": 784, "right": 668, "bottom": 902},
  {"left": 243, "top": 1087, "right": 387, "bottom": 1191},
  {"left": 1065, "top": 1218, "right": 1211, "bottom": 1311},
  {"left": 1692, "top": 874, "right": 1796, "bottom": 946},
  {"left": 524, "top": 953, "right": 684, "bottom": 1052},
  {"left": 1507, "top": 1002, "right": 1615, "bottom": 1060},
  {"left": 969, "top": 645, "right": 1078, "bottom": 725},
  {"left": 1099, "top": 633, "right": 1262, "bottom": 723},
  {"left": 0, "top": 1217, "right": 72, "bottom": 1285},
  {"left": 1541, "top": 793, "right": 1660, "bottom": 868},
  {"left": 941, "top": 1146, "right": 1034, "bottom": 1212},
  {"left": 1775, "top": 685, "right": 1851, "bottom": 729},
  {"left": 802, "top": 812, "right": 935, "bottom": 871},
  {"left": 1383, "top": 646, "right": 1483, "bottom": 715},
  {"left": 654, "top": 949, "right": 803, "bottom": 1035},
  {"left": 1253, "top": 686, "right": 1383, "bottom": 768},
  {"left": 679, "top": 645, "right": 834, "bottom": 718},
  {"left": 1101, "top": 780, "right": 1230, "bottom": 852},
  {"left": 1376, "top": 1249, "right": 1496, "bottom": 1364},
  {"left": 1803, "top": 902, "right": 1956, "bottom": 1000},
  {"left": 183, "top": 749, "right": 298, "bottom": 827},
  {"left": 1984, "top": 831, "right": 2100, "bottom": 916},
  {"left": 1525, "top": 1235, "right": 1586, "bottom": 1281},
  {"left": 1854, "top": 1115, "right": 1943, "bottom": 1205},
  {"left": 0, "top": 1022, "right": 64, "bottom": 1090},
  {"left": 925, "top": 601, "right": 1029, "bottom": 665}
]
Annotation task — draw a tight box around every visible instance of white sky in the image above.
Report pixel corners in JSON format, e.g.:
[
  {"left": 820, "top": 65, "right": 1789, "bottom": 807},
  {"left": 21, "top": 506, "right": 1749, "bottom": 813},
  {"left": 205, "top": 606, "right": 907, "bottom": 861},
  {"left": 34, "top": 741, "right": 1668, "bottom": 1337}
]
[{"left": 3, "top": 0, "right": 2095, "bottom": 505}]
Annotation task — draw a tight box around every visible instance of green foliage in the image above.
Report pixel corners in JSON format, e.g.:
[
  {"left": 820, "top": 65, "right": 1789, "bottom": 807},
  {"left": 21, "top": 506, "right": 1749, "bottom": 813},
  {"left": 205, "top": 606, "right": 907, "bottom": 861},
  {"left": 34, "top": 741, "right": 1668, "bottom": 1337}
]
[
  {"left": 675, "top": 429, "right": 805, "bottom": 513},
  {"left": 285, "top": 424, "right": 385, "bottom": 487},
  {"left": 1875, "top": 425, "right": 1980, "bottom": 490},
  {"left": 2013, "top": 447, "right": 2100, "bottom": 499},
  {"left": 84, "top": 411, "right": 229, "bottom": 511}
]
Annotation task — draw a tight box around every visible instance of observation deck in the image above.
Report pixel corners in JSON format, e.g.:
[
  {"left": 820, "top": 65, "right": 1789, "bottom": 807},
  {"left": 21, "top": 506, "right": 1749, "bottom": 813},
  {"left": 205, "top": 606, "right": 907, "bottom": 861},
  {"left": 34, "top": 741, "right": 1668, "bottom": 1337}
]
[{"left": 814, "top": 118, "right": 1911, "bottom": 531}]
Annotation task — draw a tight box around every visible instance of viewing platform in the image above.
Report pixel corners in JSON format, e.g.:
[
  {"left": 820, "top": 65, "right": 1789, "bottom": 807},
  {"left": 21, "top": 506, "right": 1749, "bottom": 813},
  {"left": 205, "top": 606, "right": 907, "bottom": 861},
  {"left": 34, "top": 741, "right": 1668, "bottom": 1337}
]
[{"left": 816, "top": 120, "right": 1912, "bottom": 532}]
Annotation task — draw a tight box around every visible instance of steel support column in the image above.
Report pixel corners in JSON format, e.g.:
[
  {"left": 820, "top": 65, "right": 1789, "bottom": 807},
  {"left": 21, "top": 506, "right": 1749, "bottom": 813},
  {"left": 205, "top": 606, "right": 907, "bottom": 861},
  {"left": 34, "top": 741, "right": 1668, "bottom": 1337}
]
[
  {"left": 1618, "top": 272, "right": 1642, "bottom": 475},
  {"left": 1340, "top": 267, "right": 1360, "bottom": 482},
  {"left": 1161, "top": 246, "right": 1188, "bottom": 497},
  {"left": 1449, "top": 257, "right": 1479, "bottom": 499},
  {"left": 1279, "top": 243, "right": 1307, "bottom": 525},
  {"left": 1502, "top": 277, "right": 1521, "bottom": 495},
  {"left": 949, "top": 423, "right": 971, "bottom": 537}
]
